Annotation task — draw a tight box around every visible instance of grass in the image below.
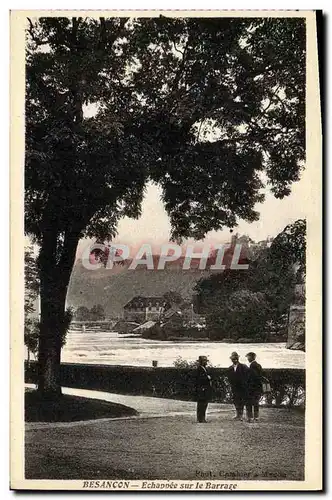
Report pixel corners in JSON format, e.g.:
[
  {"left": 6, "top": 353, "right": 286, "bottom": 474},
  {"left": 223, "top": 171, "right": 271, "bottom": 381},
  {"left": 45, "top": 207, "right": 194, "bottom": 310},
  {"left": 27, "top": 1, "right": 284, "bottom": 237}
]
[
  {"left": 25, "top": 389, "right": 138, "bottom": 422},
  {"left": 25, "top": 408, "right": 304, "bottom": 480}
]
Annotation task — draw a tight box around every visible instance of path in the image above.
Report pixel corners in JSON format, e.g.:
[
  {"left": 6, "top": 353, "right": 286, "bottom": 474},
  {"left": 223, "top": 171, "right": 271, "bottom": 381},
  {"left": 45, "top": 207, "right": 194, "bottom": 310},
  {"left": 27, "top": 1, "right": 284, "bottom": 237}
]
[
  {"left": 25, "top": 384, "right": 228, "bottom": 429},
  {"left": 25, "top": 385, "right": 304, "bottom": 480}
]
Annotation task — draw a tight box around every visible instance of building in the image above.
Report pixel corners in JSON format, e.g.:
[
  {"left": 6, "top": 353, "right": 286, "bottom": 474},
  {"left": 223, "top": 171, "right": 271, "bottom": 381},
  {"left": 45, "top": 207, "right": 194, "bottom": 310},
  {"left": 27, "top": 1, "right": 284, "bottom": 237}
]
[
  {"left": 123, "top": 296, "right": 171, "bottom": 323},
  {"left": 161, "top": 306, "right": 206, "bottom": 329},
  {"left": 161, "top": 308, "right": 184, "bottom": 328}
]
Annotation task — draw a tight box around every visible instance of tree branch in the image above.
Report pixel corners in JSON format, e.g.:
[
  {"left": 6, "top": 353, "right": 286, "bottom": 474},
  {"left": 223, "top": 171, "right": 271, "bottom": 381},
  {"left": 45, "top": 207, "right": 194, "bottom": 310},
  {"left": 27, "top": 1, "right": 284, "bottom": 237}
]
[
  {"left": 173, "top": 41, "right": 184, "bottom": 56},
  {"left": 27, "top": 18, "right": 49, "bottom": 46}
]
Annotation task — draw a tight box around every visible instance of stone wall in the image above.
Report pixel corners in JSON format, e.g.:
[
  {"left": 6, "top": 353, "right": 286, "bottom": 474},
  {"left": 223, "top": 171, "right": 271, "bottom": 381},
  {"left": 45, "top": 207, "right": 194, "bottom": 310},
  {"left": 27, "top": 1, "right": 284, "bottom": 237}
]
[{"left": 287, "top": 284, "right": 305, "bottom": 351}]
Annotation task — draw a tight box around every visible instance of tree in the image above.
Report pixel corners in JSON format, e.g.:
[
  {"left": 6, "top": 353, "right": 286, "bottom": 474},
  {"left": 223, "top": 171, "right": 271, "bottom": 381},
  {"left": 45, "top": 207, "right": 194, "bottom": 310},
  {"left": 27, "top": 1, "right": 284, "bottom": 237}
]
[
  {"left": 26, "top": 17, "right": 305, "bottom": 397},
  {"left": 24, "top": 247, "right": 40, "bottom": 363},
  {"left": 195, "top": 268, "right": 249, "bottom": 315},
  {"left": 24, "top": 247, "right": 73, "bottom": 361},
  {"left": 268, "top": 219, "right": 306, "bottom": 279},
  {"left": 163, "top": 291, "right": 183, "bottom": 306},
  {"left": 24, "top": 247, "right": 40, "bottom": 316},
  {"left": 75, "top": 306, "right": 91, "bottom": 321},
  {"left": 25, "top": 318, "right": 40, "bottom": 364},
  {"left": 195, "top": 220, "right": 306, "bottom": 341},
  {"left": 208, "top": 289, "right": 269, "bottom": 340},
  {"left": 252, "top": 219, "right": 306, "bottom": 343},
  {"left": 90, "top": 304, "right": 106, "bottom": 321}
]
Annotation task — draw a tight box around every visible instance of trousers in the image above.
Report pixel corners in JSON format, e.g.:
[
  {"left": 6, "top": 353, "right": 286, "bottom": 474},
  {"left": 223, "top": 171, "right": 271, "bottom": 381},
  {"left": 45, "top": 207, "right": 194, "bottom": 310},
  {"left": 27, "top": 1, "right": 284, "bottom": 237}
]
[
  {"left": 233, "top": 395, "right": 246, "bottom": 417},
  {"left": 246, "top": 392, "right": 262, "bottom": 419},
  {"left": 197, "top": 401, "right": 208, "bottom": 422}
]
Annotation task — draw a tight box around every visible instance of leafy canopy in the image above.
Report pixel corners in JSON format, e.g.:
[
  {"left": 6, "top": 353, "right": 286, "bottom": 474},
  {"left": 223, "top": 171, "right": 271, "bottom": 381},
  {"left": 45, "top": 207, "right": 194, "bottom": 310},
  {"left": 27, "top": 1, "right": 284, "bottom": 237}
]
[{"left": 26, "top": 17, "right": 305, "bottom": 248}]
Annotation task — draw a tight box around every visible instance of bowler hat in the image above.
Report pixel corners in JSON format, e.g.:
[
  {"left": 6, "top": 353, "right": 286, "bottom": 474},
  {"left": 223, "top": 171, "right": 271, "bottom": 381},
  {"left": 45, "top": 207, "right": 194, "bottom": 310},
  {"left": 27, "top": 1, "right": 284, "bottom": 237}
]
[
  {"left": 198, "top": 355, "right": 208, "bottom": 363},
  {"left": 246, "top": 352, "right": 256, "bottom": 359},
  {"left": 230, "top": 351, "right": 239, "bottom": 360}
]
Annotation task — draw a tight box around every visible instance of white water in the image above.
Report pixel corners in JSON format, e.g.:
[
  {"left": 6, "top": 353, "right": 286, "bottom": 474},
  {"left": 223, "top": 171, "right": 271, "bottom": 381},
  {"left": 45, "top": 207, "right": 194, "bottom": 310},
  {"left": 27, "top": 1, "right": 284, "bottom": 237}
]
[{"left": 60, "top": 331, "right": 305, "bottom": 369}]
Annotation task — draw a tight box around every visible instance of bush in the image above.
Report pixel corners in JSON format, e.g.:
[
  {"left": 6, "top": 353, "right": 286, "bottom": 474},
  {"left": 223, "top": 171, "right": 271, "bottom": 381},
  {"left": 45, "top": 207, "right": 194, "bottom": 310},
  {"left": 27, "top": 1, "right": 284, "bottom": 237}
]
[
  {"left": 173, "top": 356, "right": 198, "bottom": 368},
  {"left": 25, "top": 362, "right": 305, "bottom": 408}
]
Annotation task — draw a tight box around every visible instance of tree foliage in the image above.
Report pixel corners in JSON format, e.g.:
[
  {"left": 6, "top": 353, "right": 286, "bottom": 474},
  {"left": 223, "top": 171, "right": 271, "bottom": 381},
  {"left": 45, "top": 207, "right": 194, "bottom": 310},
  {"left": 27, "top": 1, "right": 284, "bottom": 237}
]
[
  {"left": 195, "top": 220, "right": 306, "bottom": 341},
  {"left": 163, "top": 290, "right": 183, "bottom": 306},
  {"left": 74, "top": 304, "right": 106, "bottom": 321},
  {"left": 90, "top": 304, "right": 106, "bottom": 321},
  {"left": 26, "top": 16, "right": 305, "bottom": 246},
  {"left": 25, "top": 16, "right": 305, "bottom": 394},
  {"left": 24, "top": 247, "right": 40, "bottom": 315},
  {"left": 268, "top": 219, "right": 306, "bottom": 278},
  {"left": 24, "top": 247, "right": 40, "bottom": 360},
  {"left": 75, "top": 306, "right": 91, "bottom": 321}
]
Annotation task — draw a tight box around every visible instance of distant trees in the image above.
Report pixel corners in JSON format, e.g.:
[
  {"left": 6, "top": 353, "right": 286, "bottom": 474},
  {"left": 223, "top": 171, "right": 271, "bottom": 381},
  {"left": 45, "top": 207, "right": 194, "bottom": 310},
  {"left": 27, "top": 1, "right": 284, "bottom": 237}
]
[
  {"left": 24, "top": 247, "right": 40, "bottom": 363},
  {"left": 90, "top": 304, "right": 106, "bottom": 321},
  {"left": 25, "top": 319, "right": 40, "bottom": 364},
  {"left": 195, "top": 220, "right": 306, "bottom": 342},
  {"left": 24, "top": 247, "right": 40, "bottom": 316},
  {"left": 163, "top": 291, "right": 183, "bottom": 306},
  {"left": 207, "top": 289, "right": 269, "bottom": 341},
  {"left": 75, "top": 306, "right": 91, "bottom": 322},
  {"left": 74, "top": 304, "right": 106, "bottom": 322},
  {"left": 24, "top": 247, "right": 73, "bottom": 362}
]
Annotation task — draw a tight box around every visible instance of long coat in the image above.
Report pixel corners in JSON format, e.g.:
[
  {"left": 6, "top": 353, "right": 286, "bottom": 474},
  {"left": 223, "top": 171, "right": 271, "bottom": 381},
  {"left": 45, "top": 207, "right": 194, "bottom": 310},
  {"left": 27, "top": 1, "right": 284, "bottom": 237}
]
[
  {"left": 196, "top": 365, "right": 212, "bottom": 402},
  {"left": 247, "top": 360, "right": 263, "bottom": 397},
  {"left": 227, "top": 363, "right": 249, "bottom": 400}
]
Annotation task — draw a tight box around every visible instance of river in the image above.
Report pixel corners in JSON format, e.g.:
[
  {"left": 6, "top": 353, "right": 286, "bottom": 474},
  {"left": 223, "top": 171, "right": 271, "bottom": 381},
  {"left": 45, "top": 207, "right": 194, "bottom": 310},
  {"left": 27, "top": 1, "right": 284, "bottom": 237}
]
[{"left": 60, "top": 331, "right": 305, "bottom": 369}]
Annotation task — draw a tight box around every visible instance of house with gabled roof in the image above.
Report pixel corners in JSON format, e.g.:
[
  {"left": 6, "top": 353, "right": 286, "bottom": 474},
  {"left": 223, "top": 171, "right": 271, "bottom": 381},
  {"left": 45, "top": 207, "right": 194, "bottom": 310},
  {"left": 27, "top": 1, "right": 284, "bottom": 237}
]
[{"left": 123, "top": 296, "right": 171, "bottom": 323}]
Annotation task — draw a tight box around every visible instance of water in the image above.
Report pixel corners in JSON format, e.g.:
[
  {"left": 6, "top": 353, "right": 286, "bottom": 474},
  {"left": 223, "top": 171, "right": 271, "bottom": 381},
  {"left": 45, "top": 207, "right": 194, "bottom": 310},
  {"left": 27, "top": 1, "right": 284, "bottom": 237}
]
[{"left": 61, "top": 330, "right": 305, "bottom": 369}]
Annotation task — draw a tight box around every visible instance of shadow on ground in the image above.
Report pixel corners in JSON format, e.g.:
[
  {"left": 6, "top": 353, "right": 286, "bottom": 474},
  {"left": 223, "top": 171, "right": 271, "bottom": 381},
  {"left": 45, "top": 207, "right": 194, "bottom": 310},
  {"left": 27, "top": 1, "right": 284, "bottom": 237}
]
[{"left": 25, "top": 390, "right": 138, "bottom": 422}]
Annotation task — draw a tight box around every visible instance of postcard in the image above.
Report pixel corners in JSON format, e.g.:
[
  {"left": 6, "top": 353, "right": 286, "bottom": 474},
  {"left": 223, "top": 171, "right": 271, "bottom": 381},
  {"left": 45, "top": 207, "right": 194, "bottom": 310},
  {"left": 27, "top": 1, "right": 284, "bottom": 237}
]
[{"left": 10, "top": 9, "right": 322, "bottom": 491}]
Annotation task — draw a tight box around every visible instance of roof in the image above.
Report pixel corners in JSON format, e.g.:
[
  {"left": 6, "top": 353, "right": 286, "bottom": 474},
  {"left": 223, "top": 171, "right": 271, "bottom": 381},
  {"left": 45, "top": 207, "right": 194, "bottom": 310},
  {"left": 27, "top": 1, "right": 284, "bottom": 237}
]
[
  {"left": 123, "top": 296, "right": 170, "bottom": 309},
  {"left": 162, "top": 308, "right": 182, "bottom": 320},
  {"left": 132, "top": 321, "right": 157, "bottom": 332}
]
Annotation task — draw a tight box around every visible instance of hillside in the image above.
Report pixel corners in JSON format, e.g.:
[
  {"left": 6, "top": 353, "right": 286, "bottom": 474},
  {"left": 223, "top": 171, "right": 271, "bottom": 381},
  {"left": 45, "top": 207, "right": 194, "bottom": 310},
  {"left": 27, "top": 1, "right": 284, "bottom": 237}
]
[
  {"left": 67, "top": 258, "right": 212, "bottom": 317},
  {"left": 66, "top": 242, "right": 252, "bottom": 317}
]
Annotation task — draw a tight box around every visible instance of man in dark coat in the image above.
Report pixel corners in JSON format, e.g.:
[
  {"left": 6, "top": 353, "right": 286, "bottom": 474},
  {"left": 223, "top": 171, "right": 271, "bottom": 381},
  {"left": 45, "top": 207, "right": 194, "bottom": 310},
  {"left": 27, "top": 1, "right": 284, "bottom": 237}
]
[
  {"left": 196, "top": 355, "right": 212, "bottom": 423},
  {"left": 227, "top": 352, "right": 249, "bottom": 421},
  {"left": 245, "top": 352, "right": 263, "bottom": 422}
]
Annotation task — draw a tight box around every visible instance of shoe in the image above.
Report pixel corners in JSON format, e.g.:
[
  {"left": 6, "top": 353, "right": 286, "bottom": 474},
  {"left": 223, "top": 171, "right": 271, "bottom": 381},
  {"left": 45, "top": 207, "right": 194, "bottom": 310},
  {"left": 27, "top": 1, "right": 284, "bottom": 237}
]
[
  {"left": 254, "top": 418, "right": 259, "bottom": 422},
  {"left": 233, "top": 415, "right": 243, "bottom": 421}
]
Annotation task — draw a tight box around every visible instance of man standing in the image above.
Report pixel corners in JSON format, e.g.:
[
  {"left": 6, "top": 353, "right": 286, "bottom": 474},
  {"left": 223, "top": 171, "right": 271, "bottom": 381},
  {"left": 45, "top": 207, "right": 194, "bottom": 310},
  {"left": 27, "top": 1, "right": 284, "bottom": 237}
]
[
  {"left": 245, "top": 352, "right": 263, "bottom": 423},
  {"left": 196, "top": 355, "right": 212, "bottom": 423},
  {"left": 227, "top": 352, "right": 249, "bottom": 421}
]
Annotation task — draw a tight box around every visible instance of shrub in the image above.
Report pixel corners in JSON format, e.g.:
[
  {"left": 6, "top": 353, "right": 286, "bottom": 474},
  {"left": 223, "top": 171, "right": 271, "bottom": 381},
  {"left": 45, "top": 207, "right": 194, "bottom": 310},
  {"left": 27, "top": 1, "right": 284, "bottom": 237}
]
[{"left": 25, "top": 362, "right": 305, "bottom": 408}]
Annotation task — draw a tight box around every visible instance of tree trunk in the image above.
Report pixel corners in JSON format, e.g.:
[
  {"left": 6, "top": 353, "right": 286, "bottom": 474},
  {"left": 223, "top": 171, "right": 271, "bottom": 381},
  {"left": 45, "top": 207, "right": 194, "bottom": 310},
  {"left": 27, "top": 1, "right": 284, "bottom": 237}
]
[
  {"left": 37, "top": 278, "right": 66, "bottom": 398},
  {"left": 37, "top": 229, "right": 79, "bottom": 399}
]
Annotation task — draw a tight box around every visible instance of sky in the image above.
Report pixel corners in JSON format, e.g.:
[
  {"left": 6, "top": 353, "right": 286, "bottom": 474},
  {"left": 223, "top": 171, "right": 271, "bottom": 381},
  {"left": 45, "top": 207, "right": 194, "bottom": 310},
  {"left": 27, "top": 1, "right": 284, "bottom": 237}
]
[
  {"left": 77, "top": 66, "right": 310, "bottom": 256},
  {"left": 77, "top": 162, "right": 310, "bottom": 257}
]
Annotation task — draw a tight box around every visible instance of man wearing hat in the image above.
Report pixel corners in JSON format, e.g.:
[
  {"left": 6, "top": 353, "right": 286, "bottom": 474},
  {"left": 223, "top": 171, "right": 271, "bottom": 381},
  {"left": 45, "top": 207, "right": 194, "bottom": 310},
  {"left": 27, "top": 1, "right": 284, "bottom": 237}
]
[
  {"left": 245, "top": 352, "right": 263, "bottom": 422},
  {"left": 227, "top": 352, "right": 249, "bottom": 421},
  {"left": 196, "top": 355, "right": 212, "bottom": 423}
]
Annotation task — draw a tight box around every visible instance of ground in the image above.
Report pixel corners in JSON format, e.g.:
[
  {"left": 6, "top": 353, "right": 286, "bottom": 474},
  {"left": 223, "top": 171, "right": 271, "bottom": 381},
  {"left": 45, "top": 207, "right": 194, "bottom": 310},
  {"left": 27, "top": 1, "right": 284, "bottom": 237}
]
[
  {"left": 25, "top": 387, "right": 304, "bottom": 481},
  {"left": 25, "top": 390, "right": 138, "bottom": 422}
]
